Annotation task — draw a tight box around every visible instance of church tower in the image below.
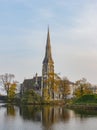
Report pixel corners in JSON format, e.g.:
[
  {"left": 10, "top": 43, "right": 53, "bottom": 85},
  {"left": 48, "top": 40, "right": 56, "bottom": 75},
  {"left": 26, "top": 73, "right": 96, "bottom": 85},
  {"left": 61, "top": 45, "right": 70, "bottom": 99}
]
[{"left": 42, "top": 28, "right": 54, "bottom": 98}]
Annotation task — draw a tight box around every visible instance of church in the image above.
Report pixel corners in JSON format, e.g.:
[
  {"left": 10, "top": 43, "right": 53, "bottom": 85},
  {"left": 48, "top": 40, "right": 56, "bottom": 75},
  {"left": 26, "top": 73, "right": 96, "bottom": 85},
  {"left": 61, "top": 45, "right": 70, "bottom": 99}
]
[{"left": 21, "top": 28, "right": 62, "bottom": 100}]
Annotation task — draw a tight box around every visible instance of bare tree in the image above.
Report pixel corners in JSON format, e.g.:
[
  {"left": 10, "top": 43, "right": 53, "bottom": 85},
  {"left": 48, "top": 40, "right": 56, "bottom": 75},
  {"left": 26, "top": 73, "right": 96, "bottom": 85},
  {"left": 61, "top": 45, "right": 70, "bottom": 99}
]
[
  {"left": 60, "top": 77, "right": 71, "bottom": 99},
  {"left": 0, "top": 73, "right": 15, "bottom": 97}
]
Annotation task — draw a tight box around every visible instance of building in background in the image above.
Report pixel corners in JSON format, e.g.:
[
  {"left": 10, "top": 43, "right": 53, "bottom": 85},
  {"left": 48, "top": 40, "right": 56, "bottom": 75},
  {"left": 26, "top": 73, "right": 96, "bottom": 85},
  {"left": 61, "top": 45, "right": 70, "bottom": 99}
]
[{"left": 21, "top": 73, "right": 42, "bottom": 95}]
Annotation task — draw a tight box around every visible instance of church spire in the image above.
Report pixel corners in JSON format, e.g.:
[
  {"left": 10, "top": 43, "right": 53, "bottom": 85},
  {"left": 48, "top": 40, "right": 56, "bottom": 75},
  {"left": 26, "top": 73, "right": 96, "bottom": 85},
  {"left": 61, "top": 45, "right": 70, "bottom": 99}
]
[
  {"left": 43, "top": 27, "right": 54, "bottom": 64},
  {"left": 42, "top": 27, "right": 54, "bottom": 99}
]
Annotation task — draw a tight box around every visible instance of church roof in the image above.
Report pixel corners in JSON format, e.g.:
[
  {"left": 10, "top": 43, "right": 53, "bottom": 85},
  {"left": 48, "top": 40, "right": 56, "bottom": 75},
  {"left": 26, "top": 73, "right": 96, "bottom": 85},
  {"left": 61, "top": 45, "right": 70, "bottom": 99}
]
[{"left": 43, "top": 28, "right": 54, "bottom": 64}]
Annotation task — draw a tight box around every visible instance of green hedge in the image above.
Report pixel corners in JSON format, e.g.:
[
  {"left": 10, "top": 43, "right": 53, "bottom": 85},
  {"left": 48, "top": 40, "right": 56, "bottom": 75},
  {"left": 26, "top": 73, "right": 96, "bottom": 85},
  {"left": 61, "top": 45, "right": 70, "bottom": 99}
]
[{"left": 74, "top": 94, "right": 97, "bottom": 104}]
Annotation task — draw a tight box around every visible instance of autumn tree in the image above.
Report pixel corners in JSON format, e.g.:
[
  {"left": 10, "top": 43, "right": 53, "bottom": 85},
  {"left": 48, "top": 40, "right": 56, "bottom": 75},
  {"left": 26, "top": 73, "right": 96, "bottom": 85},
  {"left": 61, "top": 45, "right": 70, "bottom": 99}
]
[
  {"left": 0, "top": 73, "right": 15, "bottom": 98},
  {"left": 74, "top": 78, "right": 93, "bottom": 98},
  {"left": 43, "top": 72, "right": 60, "bottom": 100},
  {"left": 8, "top": 83, "right": 17, "bottom": 102},
  {"left": 43, "top": 87, "right": 50, "bottom": 101},
  {"left": 60, "top": 77, "right": 71, "bottom": 99}
]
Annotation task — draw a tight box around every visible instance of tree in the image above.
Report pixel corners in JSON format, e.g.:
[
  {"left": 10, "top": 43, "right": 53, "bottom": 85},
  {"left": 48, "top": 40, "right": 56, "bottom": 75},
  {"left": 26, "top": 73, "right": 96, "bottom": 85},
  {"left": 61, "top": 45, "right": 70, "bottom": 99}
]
[
  {"left": 0, "top": 73, "right": 15, "bottom": 98},
  {"left": 60, "top": 77, "right": 71, "bottom": 99},
  {"left": 43, "top": 87, "right": 50, "bottom": 101},
  {"left": 74, "top": 78, "right": 93, "bottom": 98},
  {"left": 43, "top": 72, "right": 60, "bottom": 100},
  {"left": 21, "top": 89, "right": 41, "bottom": 104},
  {"left": 8, "top": 83, "right": 17, "bottom": 102}
]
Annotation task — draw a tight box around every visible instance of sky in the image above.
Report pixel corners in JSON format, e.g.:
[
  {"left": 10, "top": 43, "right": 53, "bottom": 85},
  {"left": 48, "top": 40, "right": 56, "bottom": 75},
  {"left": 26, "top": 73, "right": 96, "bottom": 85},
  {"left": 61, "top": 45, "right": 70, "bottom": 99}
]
[{"left": 0, "top": 0, "right": 97, "bottom": 85}]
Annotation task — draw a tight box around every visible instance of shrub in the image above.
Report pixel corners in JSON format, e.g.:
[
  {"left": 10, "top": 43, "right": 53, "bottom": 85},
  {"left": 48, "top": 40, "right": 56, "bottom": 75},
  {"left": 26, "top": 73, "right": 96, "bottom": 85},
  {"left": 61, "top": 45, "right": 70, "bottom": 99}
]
[
  {"left": 21, "top": 89, "right": 42, "bottom": 104},
  {"left": 74, "top": 94, "right": 97, "bottom": 104}
]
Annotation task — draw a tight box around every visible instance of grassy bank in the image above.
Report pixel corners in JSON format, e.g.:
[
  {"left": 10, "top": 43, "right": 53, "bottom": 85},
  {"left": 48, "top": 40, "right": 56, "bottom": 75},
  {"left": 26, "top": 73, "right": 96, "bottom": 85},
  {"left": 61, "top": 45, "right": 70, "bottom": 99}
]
[{"left": 67, "top": 94, "right": 97, "bottom": 110}]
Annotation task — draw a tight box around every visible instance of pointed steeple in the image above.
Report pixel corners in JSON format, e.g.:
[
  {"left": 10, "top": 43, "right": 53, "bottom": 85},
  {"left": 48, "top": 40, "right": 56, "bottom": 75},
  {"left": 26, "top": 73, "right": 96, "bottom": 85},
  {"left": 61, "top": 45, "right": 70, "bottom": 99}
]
[
  {"left": 43, "top": 27, "right": 54, "bottom": 64},
  {"left": 42, "top": 27, "right": 54, "bottom": 97}
]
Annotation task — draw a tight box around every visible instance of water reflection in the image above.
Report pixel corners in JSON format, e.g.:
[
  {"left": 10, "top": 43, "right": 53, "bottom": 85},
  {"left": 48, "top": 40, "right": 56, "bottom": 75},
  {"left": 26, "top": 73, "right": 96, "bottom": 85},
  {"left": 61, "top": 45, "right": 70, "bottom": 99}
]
[
  {"left": 20, "top": 105, "right": 42, "bottom": 121},
  {"left": 19, "top": 105, "right": 74, "bottom": 130},
  {"left": 6, "top": 105, "right": 16, "bottom": 116},
  {"left": 74, "top": 109, "right": 97, "bottom": 118},
  {"left": 1, "top": 104, "right": 97, "bottom": 130},
  {"left": 41, "top": 106, "right": 73, "bottom": 130},
  {"left": 4, "top": 105, "right": 97, "bottom": 121}
]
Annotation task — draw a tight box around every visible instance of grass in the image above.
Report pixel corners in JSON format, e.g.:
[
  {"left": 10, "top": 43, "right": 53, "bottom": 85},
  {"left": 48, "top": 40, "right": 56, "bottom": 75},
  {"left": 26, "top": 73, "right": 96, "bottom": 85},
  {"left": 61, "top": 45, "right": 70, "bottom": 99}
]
[{"left": 74, "top": 94, "right": 97, "bottom": 104}]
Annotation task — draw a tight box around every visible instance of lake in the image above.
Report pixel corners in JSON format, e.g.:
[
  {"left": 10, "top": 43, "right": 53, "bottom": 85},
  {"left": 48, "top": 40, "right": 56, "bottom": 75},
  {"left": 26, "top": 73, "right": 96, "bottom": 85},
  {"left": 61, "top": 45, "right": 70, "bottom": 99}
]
[{"left": 0, "top": 104, "right": 97, "bottom": 130}]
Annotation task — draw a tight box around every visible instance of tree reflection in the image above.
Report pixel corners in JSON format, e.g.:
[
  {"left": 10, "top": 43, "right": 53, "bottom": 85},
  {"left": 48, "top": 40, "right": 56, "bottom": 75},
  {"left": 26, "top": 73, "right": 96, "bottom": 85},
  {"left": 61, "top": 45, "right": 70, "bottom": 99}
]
[
  {"left": 2, "top": 104, "right": 97, "bottom": 130},
  {"left": 6, "top": 105, "right": 16, "bottom": 116},
  {"left": 74, "top": 109, "right": 97, "bottom": 119},
  {"left": 42, "top": 106, "right": 71, "bottom": 130},
  {"left": 20, "top": 105, "right": 42, "bottom": 121},
  {"left": 20, "top": 105, "right": 71, "bottom": 129}
]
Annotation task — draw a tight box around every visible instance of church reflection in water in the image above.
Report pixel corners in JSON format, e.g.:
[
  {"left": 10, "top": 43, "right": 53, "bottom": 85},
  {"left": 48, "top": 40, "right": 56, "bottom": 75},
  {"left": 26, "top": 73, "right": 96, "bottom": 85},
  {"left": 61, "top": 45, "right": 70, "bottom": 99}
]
[
  {"left": 5, "top": 105, "right": 74, "bottom": 129},
  {"left": 19, "top": 105, "right": 73, "bottom": 129},
  {"left": 3, "top": 104, "right": 97, "bottom": 130}
]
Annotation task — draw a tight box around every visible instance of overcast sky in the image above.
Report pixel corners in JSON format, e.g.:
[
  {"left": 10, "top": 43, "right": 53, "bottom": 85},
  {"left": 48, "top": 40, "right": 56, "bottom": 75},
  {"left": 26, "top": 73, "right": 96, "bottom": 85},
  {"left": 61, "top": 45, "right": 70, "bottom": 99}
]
[{"left": 0, "top": 0, "right": 97, "bottom": 85}]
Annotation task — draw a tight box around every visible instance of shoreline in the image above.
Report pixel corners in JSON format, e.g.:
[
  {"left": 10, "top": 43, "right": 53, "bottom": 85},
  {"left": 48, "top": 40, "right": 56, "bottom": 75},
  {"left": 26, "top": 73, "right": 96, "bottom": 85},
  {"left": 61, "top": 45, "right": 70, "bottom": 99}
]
[{"left": 66, "top": 104, "right": 97, "bottom": 110}]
